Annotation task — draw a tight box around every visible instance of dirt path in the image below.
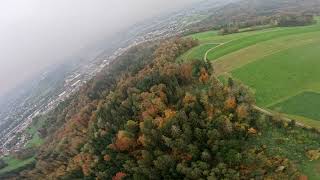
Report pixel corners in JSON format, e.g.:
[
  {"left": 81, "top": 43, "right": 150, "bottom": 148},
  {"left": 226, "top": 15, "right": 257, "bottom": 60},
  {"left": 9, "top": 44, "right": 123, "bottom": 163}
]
[
  {"left": 182, "top": 43, "right": 222, "bottom": 61},
  {"left": 201, "top": 35, "right": 315, "bottom": 130},
  {"left": 203, "top": 38, "right": 242, "bottom": 62},
  {"left": 252, "top": 105, "right": 308, "bottom": 128},
  {"left": 203, "top": 43, "right": 224, "bottom": 61}
]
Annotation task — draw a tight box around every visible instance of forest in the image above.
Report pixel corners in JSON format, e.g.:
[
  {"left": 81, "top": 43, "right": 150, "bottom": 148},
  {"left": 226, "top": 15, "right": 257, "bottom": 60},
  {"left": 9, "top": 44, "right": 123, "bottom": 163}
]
[{"left": 8, "top": 36, "right": 316, "bottom": 179}]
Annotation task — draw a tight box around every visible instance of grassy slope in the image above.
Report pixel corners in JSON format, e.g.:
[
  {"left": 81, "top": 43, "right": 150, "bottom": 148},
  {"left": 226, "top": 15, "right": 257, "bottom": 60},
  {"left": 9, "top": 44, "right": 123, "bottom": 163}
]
[
  {"left": 213, "top": 31, "right": 320, "bottom": 75},
  {"left": 0, "top": 116, "right": 45, "bottom": 175},
  {"left": 180, "top": 28, "right": 284, "bottom": 61},
  {"left": 192, "top": 70, "right": 320, "bottom": 179},
  {"left": 179, "top": 17, "right": 320, "bottom": 125},
  {"left": 180, "top": 20, "right": 320, "bottom": 178},
  {"left": 271, "top": 92, "right": 320, "bottom": 121},
  {"left": 187, "top": 27, "right": 285, "bottom": 44},
  {"left": 206, "top": 25, "right": 320, "bottom": 60},
  {"left": 186, "top": 30, "right": 218, "bottom": 42},
  {"left": 250, "top": 118, "right": 320, "bottom": 179},
  {"left": 180, "top": 24, "right": 320, "bottom": 65},
  {"left": 181, "top": 17, "right": 320, "bottom": 64},
  {"left": 25, "top": 118, "right": 44, "bottom": 148},
  {"left": 0, "top": 156, "right": 34, "bottom": 175},
  {"left": 178, "top": 43, "right": 218, "bottom": 61},
  {"left": 231, "top": 41, "right": 320, "bottom": 108}
]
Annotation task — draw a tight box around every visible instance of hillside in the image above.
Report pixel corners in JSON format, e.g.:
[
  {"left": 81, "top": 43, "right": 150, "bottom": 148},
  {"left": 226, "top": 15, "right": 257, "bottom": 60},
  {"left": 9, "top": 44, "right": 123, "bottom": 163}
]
[
  {"left": 185, "top": 0, "right": 320, "bottom": 34},
  {"left": 0, "top": 36, "right": 314, "bottom": 179},
  {"left": 1, "top": 0, "right": 320, "bottom": 179},
  {"left": 179, "top": 15, "right": 320, "bottom": 130}
]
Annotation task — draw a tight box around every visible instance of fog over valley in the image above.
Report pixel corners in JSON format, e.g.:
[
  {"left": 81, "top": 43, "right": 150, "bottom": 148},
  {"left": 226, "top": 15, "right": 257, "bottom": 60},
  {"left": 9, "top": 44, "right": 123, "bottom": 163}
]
[{"left": 0, "top": 0, "right": 200, "bottom": 96}]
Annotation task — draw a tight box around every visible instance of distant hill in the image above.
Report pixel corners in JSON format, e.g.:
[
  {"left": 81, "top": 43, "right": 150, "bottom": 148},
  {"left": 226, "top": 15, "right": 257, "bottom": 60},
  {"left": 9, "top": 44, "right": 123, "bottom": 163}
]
[{"left": 185, "top": 0, "right": 320, "bottom": 33}]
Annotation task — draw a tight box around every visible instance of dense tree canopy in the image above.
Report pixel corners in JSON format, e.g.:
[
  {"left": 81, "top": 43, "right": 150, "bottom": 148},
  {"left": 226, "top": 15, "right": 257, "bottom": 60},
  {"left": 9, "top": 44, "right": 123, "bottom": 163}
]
[
  {"left": 277, "top": 13, "right": 315, "bottom": 27},
  {"left": 18, "top": 36, "right": 303, "bottom": 180}
]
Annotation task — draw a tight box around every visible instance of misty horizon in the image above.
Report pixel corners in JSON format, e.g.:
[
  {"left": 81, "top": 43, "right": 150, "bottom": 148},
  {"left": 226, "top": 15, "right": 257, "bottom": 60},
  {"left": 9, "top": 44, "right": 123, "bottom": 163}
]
[{"left": 0, "top": 0, "right": 201, "bottom": 96}]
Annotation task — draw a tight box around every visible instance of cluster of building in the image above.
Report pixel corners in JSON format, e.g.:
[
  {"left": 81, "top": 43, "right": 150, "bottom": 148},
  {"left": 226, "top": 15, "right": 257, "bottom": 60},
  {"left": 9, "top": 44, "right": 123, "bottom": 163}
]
[{"left": 0, "top": 58, "right": 112, "bottom": 157}]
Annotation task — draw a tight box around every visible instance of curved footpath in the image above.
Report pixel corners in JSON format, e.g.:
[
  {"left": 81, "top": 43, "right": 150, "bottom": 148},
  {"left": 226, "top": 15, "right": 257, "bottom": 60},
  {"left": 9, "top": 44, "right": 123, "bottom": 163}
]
[
  {"left": 204, "top": 41, "right": 314, "bottom": 130},
  {"left": 252, "top": 105, "right": 309, "bottom": 128}
]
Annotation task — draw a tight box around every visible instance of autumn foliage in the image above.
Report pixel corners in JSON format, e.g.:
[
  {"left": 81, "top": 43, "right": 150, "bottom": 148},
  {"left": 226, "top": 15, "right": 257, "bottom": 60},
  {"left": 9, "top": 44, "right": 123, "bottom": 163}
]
[
  {"left": 112, "top": 172, "right": 127, "bottom": 180},
  {"left": 21, "top": 37, "right": 300, "bottom": 180},
  {"left": 225, "top": 96, "right": 237, "bottom": 110},
  {"left": 111, "top": 130, "right": 136, "bottom": 151},
  {"left": 199, "top": 67, "right": 209, "bottom": 83},
  {"left": 236, "top": 104, "right": 249, "bottom": 119}
]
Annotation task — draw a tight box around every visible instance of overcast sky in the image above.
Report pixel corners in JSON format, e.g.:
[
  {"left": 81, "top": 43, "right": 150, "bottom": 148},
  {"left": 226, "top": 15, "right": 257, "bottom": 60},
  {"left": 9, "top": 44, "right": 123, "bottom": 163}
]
[{"left": 0, "top": 0, "right": 200, "bottom": 96}]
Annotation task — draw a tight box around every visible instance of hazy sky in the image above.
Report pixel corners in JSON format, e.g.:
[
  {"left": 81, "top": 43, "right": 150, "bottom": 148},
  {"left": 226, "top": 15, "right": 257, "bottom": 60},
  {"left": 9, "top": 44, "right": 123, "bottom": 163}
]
[{"left": 0, "top": 0, "right": 199, "bottom": 96}]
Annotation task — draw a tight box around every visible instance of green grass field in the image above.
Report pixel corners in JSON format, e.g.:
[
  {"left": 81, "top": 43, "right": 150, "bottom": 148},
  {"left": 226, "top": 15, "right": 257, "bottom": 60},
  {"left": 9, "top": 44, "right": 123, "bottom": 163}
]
[
  {"left": 0, "top": 156, "right": 35, "bottom": 175},
  {"left": 179, "top": 17, "right": 320, "bottom": 129},
  {"left": 249, "top": 118, "right": 320, "bottom": 179},
  {"left": 206, "top": 25, "right": 320, "bottom": 61},
  {"left": 179, "top": 17, "right": 320, "bottom": 178},
  {"left": 212, "top": 31, "right": 320, "bottom": 75},
  {"left": 181, "top": 28, "right": 286, "bottom": 62},
  {"left": 0, "top": 116, "right": 45, "bottom": 175},
  {"left": 181, "top": 17, "right": 320, "bottom": 63},
  {"left": 186, "top": 27, "right": 285, "bottom": 44},
  {"left": 25, "top": 118, "right": 44, "bottom": 148},
  {"left": 271, "top": 92, "right": 320, "bottom": 121},
  {"left": 231, "top": 41, "right": 320, "bottom": 106},
  {"left": 186, "top": 30, "right": 218, "bottom": 42},
  {"left": 229, "top": 40, "right": 320, "bottom": 129},
  {"left": 178, "top": 43, "right": 219, "bottom": 61}
]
